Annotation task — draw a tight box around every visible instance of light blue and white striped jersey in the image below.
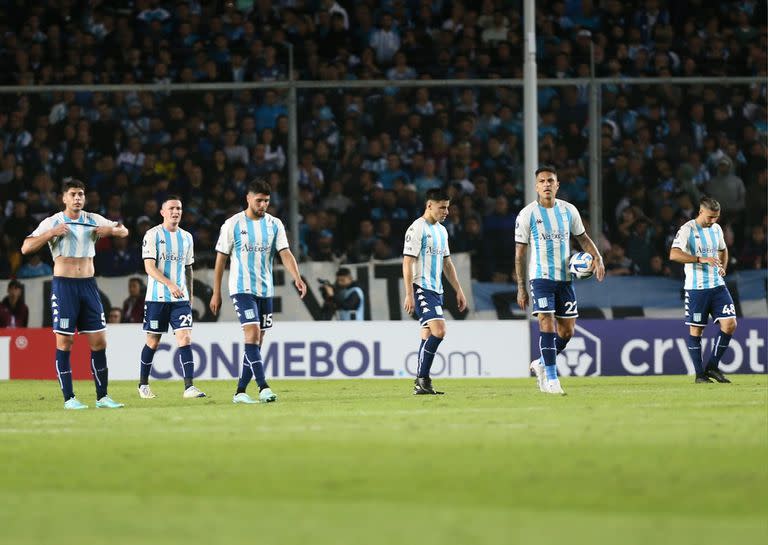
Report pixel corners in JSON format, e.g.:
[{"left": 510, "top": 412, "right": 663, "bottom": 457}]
[
  {"left": 515, "top": 199, "right": 585, "bottom": 281},
  {"left": 403, "top": 217, "right": 451, "bottom": 294},
  {"left": 671, "top": 220, "right": 726, "bottom": 290},
  {"left": 142, "top": 225, "right": 194, "bottom": 302},
  {"left": 215, "top": 211, "right": 289, "bottom": 297},
  {"left": 30, "top": 211, "right": 116, "bottom": 259}
]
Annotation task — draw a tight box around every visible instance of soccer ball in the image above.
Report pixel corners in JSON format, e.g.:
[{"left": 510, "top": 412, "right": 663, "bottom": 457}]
[{"left": 569, "top": 252, "right": 594, "bottom": 279}]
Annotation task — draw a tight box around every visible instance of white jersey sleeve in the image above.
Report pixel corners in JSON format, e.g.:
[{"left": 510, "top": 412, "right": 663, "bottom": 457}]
[
  {"left": 30, "top": 216, "right": 56, "bottom": 238},
  {"left": 274, "top": 218, "right": 289, "bottom": 252},
  {"left": 91, "top": 213, "right": 118, "bottom": 228},
  {"left": 215, "top": 218, "right": 235, "bottom": 255},
  {"left": 403, "top": 219, "right": 425, "bottom": 256},
  {"left": 514, "top": 205, "right": 533, "bottom": 244},
  {"left": 671, "top": 222, "right": 693, "bottom": 252},
  {"left": 566, "top": 202, "right": 586, "bottom": 236},
  {"left": 142, "top": 228, "right": 158, "bottom": 261},
  {"left": 715, "top": 224, "right": 726, "bottom": 251},
  {"left": 185, "top": 231, "right": 195, "bottom": 265}
]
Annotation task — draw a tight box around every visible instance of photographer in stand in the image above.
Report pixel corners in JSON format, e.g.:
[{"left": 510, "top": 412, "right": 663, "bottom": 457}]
[{"left": 319, "top": 268, "right": 365, "bottom": 321}]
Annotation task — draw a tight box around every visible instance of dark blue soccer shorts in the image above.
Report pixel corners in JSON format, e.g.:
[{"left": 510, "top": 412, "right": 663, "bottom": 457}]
[
  {"left": 143, "top": 301, "right": 193, "bottom": 333},
  {"left": 413, "top": 284, "right": 445, "bottom": 327},
  {"left": 685, "top": 285, "right": 736, "bottom": 326},
  {"left": 529, "top": 278, "right": 579, "bottom": 318},
  {"left": 51, "top": 276, "right": 106, "bottom": 335},
  {"left": 231, "top": 294, "right": 274, "bottom": 329}
]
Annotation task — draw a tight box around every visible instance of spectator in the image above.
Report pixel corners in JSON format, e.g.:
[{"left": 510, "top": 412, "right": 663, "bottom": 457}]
[
  {"left": 0, "top": 279, "right": 28, "bottom": 327},
  {"left": 107, "top": 307, "right": 123, "bottom": 324},
  {"left": 17, "top": 254, "right": 53, "bottom": 279},
  {"left": 122, "top": 277, "right": 146, "bottom": 324}
]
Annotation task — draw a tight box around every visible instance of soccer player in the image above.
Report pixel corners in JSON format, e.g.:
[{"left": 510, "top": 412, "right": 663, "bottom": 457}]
[
  {"left": 515, "top": 166, "right": 605, "bottom": 395},
  {"left": 402, "top": 188, "right": 468, "bottom": 395},
  {"left": 20, "top": 178, "right": 127, "bottom": 409},
  {"left": 669, "top": 197, "right": 736, "bottom": 383},
  {"left": 209, "top": 179, "right": 307, "bottom": 404},
  {"left": 138, "top": 195, "right": 206, "bottom": 399}
]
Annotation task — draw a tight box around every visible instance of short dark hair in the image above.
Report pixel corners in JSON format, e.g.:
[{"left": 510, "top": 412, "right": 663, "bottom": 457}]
[
  {"left": 699, "top": 196, "right": 721, "bottom": 212},
  {"left": 161, "top": 194, "right": 182, "bottom": 206},
  {"left": 248, "top": 178, "right": 271, "bottom": 196},
  {"left": 62, "top": 177, "right": 86, "bottom": 193},
  {"left": 425, "top": 188, "right": 449, "bottom": 202},
  {"left": 336, "top": 267, "right": 352, "bottom": 277},
  {"left": 534, "top": 165, "right": 558, "bottom": 177}
]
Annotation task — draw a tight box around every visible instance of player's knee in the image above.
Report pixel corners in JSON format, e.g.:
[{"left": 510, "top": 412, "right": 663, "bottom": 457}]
[
  {"left": 176, "top": 331, "right": 192, "bottom": 346},
  {"left": 431, "top": 323, "right": 446, "bottom": 339},
  {"left": 145, "top": 335, "right": 161, "bottom": 350},
  {"left": 722, "top": 319, "right": 737, "bottom": 335},
  {"left": 56, "top": 336, "right": 74, "bottom": 350}
]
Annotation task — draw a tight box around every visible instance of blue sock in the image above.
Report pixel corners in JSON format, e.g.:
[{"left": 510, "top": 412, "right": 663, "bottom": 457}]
[
  {"left": 244, "top": 343, "right": 268, "bottom": 390},
  {"left": 236, "top": 362, "right": 253, "bottom": 393},
  {"left": 91, "top": 349, "right": 108, "bottom": 399},
  {"left": 418, "top": 335, "right": 443, "bottom": 378},
  {"left": 416, "top": 338, "right": 427, "bottom": 377},
  {"left": 139, "top": 345, "right": 156, "bottom": 385},
  {"left": 707, "top": 332, "right": 732, "bottom": 370},
  {"left": 178, "top": 345, "right": 195, "bottom": 389},
  {"left": 687, "top": 335, "right": 704, "bottom": 375},
  {"left": 556, "top": 335, "right": 569, "bottom": 354},
  {"left": 56, "top": 349, "right": 74, "bottom": 401},
  {"left": 540, "top": 332, "right": 558, "bottom": 380}
]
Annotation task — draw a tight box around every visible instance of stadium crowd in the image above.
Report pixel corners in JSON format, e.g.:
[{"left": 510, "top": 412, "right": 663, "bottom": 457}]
[{"left": 0, "top": 0, "right": 765, "bottom": 292}]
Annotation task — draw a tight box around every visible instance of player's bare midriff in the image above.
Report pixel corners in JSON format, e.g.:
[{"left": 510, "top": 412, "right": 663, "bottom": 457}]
[{"left": 54, "top": 256, "right": 95, "bottom": 278}]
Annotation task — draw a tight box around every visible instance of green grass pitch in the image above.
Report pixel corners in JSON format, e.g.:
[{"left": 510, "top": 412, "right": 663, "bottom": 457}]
[{"left": 1, "top": 376, "right": 766, "bottom": 545}]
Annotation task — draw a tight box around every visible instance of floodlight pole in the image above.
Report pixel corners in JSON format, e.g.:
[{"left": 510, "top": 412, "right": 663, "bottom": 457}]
[
  {"left": 286, "top": 42, "right": 301, "bottom": 259},
  {"left": 523, "top": 0, "right": 538, "bottom": 206}
]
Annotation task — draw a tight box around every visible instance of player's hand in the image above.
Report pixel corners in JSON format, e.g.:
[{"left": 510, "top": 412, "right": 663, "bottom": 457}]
[
  {"left": 403, "top": 293, "right": 414, "bottom": 315},
  {"left": 209, "top": 292, "right": 222, "bottom": 315},
  {"left": 168, "top": 283, "right": 184, "bottom": 299},
  {"left": 456, "top": 289, "right": 467, "bottom": 312},
  {"left": 50, "top": 223, "right": 70, "bottom": 238},
  {"left": 94, "top": 226, "right": 114, "bottom": 238},
  {"left": 700, "top": 256, "right": 720, "bottom": 267},
  {"left": 295, "top": 277, "right": 307, "bottom": 298},
  {"left": 592, "top": 257, "right": 606, "bottom": 282},
  {"left": 517, "top": 286, "right": 529, "bottom": 310},
  {"left": 718, "top": 266, "right": 726, "bottom": 277}
]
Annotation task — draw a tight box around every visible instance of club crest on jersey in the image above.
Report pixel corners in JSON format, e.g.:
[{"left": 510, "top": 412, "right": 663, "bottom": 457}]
[{"left": 59, "top": 318, "right": 70, "bottom": 329}]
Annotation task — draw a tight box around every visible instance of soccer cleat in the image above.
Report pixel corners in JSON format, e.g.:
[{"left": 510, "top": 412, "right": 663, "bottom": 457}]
[
  {"left": 64, "top": 397, "right": 88, "bottom": 410},
  {"left": 544, "top": 379, "right": 567, "bottom": 396},
  {"left": 183, "top": 385, "right": 207, "bottom": 398},
  {"left": 258, "top": 387, "right": 277, "bottom": 403},
  {"left": 96, "top": 396, "right": 125, "bottom": 409},
  {"left": 695, "top": 374, "right": 713, "bottom": 384},
  {"left": 138, "top": 384, "right": 156, "bottom": 399},
  {"left": 413, "top": 377, "right": 445, "bottom": 395},
  {"left": 704, "top": 367, "right": 731, "bottom": 383},
  {"left": 233, "top": 392, "right": 258, "bottom": 404},
  {"left": 530, "top": 359, "right": 546, "bottom": 392}
]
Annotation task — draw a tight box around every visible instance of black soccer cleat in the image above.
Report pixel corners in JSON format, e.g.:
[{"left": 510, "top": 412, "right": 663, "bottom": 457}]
[
  {"left": 704, "top": 367, "right": 732, "bottom": 383},
  {"left": 413, "top": 377, "right": 445, "bottom": 395},
  {"left": 695, "top": 374, "right": 713, "bottom": 384}
]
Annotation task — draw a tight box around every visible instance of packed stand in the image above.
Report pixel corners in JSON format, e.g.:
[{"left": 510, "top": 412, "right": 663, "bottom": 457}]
[{"left": 0, "top": 0, "right": 765, "bottom": 288}]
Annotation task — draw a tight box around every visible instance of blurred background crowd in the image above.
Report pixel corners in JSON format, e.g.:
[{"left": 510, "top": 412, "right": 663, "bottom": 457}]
[{"left": 0, "top": 0, "right": 765, "bottom": 290}]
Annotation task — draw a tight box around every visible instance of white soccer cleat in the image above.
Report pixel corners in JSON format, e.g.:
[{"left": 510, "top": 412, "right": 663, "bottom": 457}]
[
  {"left": 183, "top": 385, "right": 207, "bottom": 398},
  {"left": 138, "top": 384, "right": 156, "bottom": 399},
  {"left": 530, "top": 359, "right": 546, "bottom": 392},
  {"left": 544, "top": 379, "right": 567, "bottom": 396}
]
